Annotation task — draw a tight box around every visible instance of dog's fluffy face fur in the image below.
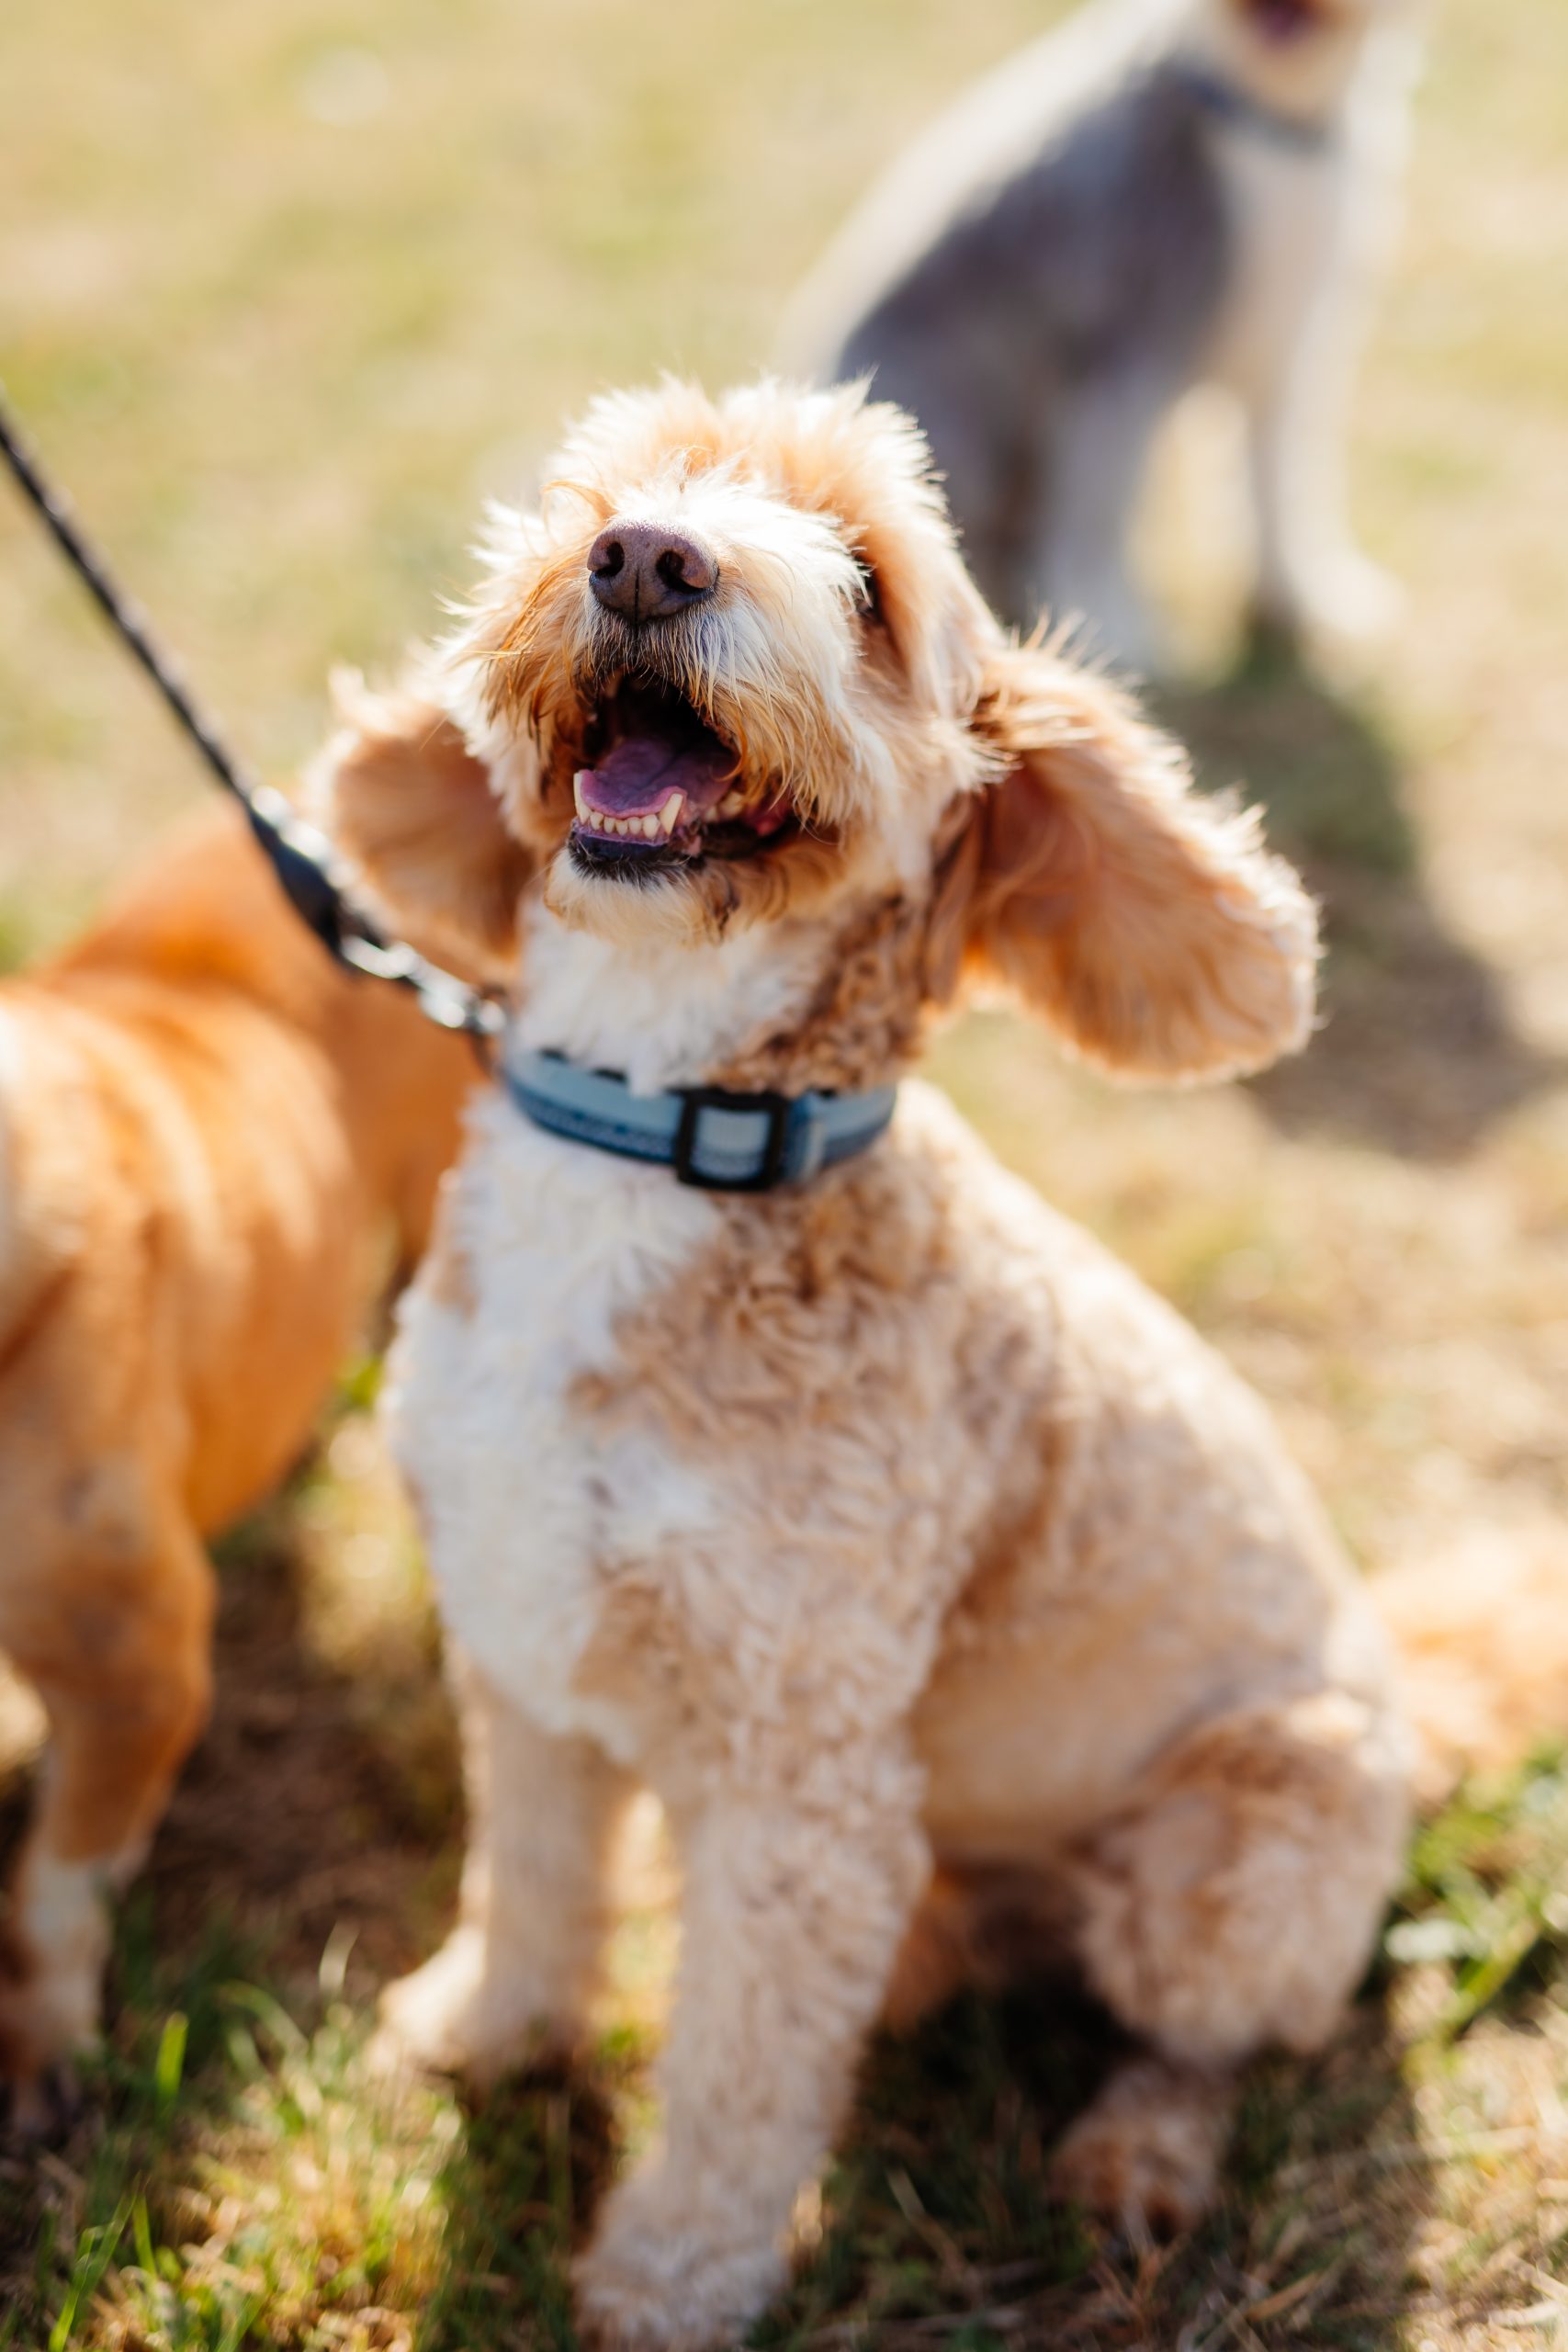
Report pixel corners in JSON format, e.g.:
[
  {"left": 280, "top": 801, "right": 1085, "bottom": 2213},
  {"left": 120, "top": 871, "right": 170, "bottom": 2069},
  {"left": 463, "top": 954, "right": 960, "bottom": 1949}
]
[
  {"left": 455, "top": 381, "right": 997, "bottom": 956},
  {"left": 327, "top": 380, "right": 1319, "bottom": 1084}
]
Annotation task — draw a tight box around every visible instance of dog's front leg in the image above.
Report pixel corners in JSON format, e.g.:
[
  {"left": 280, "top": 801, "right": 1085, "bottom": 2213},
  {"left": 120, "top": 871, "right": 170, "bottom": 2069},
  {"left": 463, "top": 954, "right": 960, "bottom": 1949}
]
[
  {"left": 1036, "top": 370, "right": 1174, "bottom": 673},
  {"left": 576, "top": 1744, "right": 927, "bottom": 2351},
  {"left": 0, "top": 1510, "right": 213, "bottom": 2124},
  {"left": 378, "top": 1654, "right": 633, "bottom": 2083},
  {"left": 1242, "top": 301, "right": 1401, "bottom": 652}
]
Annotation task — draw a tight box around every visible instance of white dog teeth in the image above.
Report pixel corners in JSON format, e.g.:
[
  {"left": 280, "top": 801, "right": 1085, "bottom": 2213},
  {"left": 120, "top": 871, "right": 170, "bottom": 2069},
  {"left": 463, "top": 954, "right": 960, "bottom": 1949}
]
[
  {"left": 573, "top": 783, "right": 685, "bottom": 842},
  {"left": 581, "top": 812, "right": 660, "bottom": 838},
  {"left": 717, "top": 790, "right": 745, "bottom": 819}
]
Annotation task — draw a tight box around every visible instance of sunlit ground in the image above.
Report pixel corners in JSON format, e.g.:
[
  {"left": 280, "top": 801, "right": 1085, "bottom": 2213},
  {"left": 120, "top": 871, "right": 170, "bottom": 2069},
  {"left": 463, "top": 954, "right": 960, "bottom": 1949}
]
[{"left": 3, "top": 0, "right": 1568, "bottom": 2343}]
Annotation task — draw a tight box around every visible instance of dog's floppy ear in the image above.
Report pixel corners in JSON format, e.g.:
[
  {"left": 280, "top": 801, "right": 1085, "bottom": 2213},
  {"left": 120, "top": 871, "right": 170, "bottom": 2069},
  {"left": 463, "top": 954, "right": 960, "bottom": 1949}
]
[
  {"left": 928, "top": 643, "right": 1317, "bottom": 1080},
  {"left": 317, "top": 669, "right": 532, "bottom": 985}
]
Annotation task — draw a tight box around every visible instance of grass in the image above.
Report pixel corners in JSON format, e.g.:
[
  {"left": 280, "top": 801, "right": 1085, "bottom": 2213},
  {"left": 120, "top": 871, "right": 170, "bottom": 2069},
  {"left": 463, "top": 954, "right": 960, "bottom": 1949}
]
[{"left": 3, "top": 0, "right": 1568, "bottom": 2343}]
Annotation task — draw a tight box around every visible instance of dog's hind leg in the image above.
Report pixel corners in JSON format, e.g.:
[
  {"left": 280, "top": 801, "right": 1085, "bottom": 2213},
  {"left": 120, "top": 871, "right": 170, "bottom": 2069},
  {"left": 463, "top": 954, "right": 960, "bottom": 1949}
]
[
  {"left": 377, "top": 1655, "right": 633, "bottom": 2084},
  {"left": 0, "top": 1508, "right": 213, "bottom": 2115},
  {"left": 1052, "top": 1687, "right": 1407, "bottom": 2232}
]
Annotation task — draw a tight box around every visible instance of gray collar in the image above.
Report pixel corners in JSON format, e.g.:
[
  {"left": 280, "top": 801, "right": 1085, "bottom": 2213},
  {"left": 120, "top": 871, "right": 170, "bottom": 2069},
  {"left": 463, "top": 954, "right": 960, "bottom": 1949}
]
[
  {"left": 502, "top": 1045, "right": 898, "bottom": 1193},
  {"left": 1171, "top": 60, "right": 1336, "bottom": 157}
]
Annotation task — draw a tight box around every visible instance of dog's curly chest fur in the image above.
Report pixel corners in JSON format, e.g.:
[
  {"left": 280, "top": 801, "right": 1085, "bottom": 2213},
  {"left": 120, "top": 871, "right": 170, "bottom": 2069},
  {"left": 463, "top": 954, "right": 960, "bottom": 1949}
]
[{"left": 392, "top": 1080, "right": 1060, "bottom": 1780}]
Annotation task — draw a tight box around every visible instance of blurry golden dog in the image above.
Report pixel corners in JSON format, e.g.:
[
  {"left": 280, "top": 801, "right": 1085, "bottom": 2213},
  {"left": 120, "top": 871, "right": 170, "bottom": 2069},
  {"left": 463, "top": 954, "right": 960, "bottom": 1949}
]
[
  {"left": 326, "top": 379, "right": 1410, "bottom": 2348},
  {"left": 0, "top": 804, "right": 473, "bottom": 2114}
]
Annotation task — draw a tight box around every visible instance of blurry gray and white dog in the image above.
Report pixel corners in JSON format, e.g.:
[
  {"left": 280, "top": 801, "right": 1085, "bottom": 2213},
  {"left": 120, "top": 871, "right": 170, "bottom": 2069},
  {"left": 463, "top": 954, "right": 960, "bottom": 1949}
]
[{"left": 783, "top": 0, "right": 1423, "bottom": 668}]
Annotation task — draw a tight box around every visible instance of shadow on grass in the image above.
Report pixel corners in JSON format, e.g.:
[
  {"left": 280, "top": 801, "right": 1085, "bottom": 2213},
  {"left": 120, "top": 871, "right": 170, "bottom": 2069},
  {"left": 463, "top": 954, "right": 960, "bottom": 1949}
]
[
  {"left": 416, "top": 2065, "right": 614, "bottom": 2352},
  {"left": 1159, "top": 628, "right": 1562, "bottom": 1162},
  {"left": 757, "top": 1984, "right": 1433, "bottom": 2352},
  {"left": 143, "top": 1495, "right": 459, "bottom": 1996},
  {"left": 762, "top": 1983, "right": 1111, "bottom": 2350}
]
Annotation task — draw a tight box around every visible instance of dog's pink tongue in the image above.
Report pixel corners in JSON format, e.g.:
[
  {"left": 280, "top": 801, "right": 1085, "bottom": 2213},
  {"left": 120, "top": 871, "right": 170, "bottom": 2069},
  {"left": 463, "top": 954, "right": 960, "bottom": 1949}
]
[{"left": 578, "top": 732, "right": 734, "bottom": 819}]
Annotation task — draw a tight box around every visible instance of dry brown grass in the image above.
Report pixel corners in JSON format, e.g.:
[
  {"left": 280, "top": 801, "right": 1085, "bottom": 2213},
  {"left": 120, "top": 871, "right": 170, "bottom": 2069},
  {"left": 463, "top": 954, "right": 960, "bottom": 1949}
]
[{"left": 3, "top": 0, "right": 1568, "bottom": 2344}]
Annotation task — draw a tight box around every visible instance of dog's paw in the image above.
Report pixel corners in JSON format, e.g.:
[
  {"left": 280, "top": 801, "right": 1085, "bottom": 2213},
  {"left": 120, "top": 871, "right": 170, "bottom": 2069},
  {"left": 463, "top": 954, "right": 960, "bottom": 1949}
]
[
  {"left": 576, "top": 2171, "right": 786, "bottom": 2351},
  {"left": 1049, "top": 2057, "right": 1231, "bottom": 2239},
  {"left": 373, "top": 1924, "right": 579, "bottom": 2086}
]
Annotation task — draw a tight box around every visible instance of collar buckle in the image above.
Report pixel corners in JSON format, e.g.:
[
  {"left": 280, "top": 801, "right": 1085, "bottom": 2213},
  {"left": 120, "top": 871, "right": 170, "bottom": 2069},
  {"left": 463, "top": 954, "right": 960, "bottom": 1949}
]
[{"left": 672, "top": 1085, "right": 795, "bottom": 1193}]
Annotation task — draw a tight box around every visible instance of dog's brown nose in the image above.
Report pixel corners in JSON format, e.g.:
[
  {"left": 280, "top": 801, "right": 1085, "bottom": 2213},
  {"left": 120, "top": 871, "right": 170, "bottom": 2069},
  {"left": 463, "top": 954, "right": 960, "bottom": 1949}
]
[{"left": 588, "top": 520, "right": 716, "bottom": 623}]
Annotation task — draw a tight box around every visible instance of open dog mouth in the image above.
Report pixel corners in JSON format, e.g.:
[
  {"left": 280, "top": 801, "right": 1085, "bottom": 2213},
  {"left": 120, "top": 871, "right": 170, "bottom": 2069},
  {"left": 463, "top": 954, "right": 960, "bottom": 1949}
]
[{"left": 569, "top": 679, "right": 795, "bottom": 876}]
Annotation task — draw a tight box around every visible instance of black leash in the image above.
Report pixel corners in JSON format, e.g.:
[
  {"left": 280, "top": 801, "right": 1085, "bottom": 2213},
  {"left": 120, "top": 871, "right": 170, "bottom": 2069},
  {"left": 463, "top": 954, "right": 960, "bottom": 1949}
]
[{"left": 0, "top": 380, "right": 502, "bottom": 1042}]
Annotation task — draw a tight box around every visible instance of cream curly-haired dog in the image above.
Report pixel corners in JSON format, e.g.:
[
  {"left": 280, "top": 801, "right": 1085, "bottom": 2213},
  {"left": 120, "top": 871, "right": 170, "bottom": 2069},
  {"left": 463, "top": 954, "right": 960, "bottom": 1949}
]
[{"left": 325, "top": 379, "right": 1408, "bottom": 2349}]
